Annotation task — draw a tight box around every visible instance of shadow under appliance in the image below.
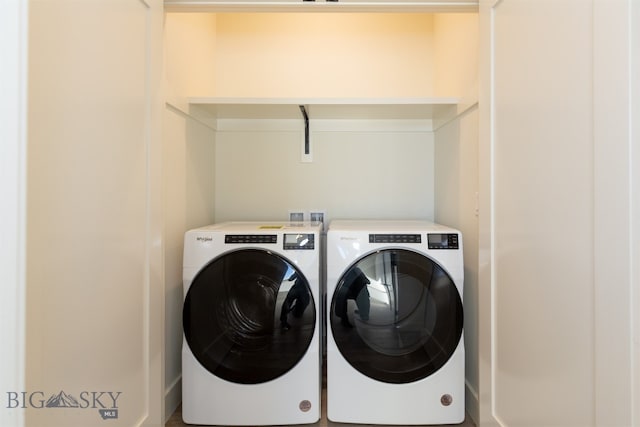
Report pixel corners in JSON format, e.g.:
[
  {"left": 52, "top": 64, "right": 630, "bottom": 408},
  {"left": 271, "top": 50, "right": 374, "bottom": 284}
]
[
  {"left": 182, "top": 221, "right": 322, "bottom": 425},
  {"left": 326, "top": 220, "right": 464, "bottom": 425}
]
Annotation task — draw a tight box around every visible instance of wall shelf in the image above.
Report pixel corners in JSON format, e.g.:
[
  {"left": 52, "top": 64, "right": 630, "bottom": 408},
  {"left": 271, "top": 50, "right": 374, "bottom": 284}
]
[
  {"left": 189, "top": 97, "right": 461, "bottom": 127},
  {"left": 165, "top": 0, "right": 478, "bottom": 13}
]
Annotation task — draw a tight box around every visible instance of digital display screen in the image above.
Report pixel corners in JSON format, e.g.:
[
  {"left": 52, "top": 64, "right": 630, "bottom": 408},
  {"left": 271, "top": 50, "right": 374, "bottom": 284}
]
[
  {"left": 427, "top": 233, "right": 459, "bottom": 250},
  {"left": 283, "top": 233, "right": 315, "bottom": 250},
  {"left": 428, "top": 234, "right": 448, "bottom": 246}
]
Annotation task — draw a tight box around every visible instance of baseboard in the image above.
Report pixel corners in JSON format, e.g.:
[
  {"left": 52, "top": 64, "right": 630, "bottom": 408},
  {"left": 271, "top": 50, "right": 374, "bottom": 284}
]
[
  {"left": 465, "top": 380, "right": 479, "bottom": 426},
  {"left": 164, "top": 375, "right": 182, "bottom": 423}
]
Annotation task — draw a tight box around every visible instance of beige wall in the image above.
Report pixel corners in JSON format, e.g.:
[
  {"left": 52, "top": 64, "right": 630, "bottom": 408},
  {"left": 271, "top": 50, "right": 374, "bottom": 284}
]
[
  {"left": 164, "top": 13, "right": 217, "bottom": 106},
  {"left": 213, "top": 120, "right": 435, "bottom": 222},
  {"left": 434, "top": 13, "right": 478, "bottom": 99},
  {"left": 163, "top": 106, "right": 216, "bottom": 420},
  {"left": 213, "top": 13, "right": 436, "bottom": 98},
  {"left": 163, "top": 15, "right": 218, "bottom": 420},
  {"left": 25, "top": 1, "right": 164, "bottom": 426},
  {"left": 165, "top": 12, "right": 478, "bottom": 99},
  {"left": 434, "top": 105, "right": 479, "bottom": 422}
]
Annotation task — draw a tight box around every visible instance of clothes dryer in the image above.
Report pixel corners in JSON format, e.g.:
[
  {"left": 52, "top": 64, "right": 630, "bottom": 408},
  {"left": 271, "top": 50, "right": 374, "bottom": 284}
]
[
  {"left": 326, "top": 220, "right": 464, "bottom": 425},
  {"left": 182, "top": 222, "right": 322, "bottom": 425}
]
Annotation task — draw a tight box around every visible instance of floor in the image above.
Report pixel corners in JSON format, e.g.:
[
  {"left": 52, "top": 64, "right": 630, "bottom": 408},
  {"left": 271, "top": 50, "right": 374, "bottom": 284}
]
[{"left": 166, "top": 390, "right": 477, "bottom": 427}]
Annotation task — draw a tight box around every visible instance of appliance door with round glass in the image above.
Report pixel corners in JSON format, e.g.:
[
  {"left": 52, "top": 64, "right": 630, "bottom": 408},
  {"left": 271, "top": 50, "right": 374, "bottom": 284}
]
[
  {"left": 330, "top": 248, "right": 462, "bottom": 384},
  {"left": 184, "top": 248, "right": 316, "bottom": 384}
]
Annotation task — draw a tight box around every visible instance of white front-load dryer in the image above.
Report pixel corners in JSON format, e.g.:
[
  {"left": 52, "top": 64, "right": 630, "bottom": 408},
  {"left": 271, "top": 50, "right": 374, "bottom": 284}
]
[
  {"left": 326, "top": 220, "right": 464, "bottom": 425},
  {"left": 182, "top": 221, "right": 322, "bottom": 425}
]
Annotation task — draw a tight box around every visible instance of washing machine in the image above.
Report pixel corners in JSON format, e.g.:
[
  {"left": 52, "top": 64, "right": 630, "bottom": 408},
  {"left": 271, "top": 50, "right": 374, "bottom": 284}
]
[
  {"left": 326, "top": 220, "right": 464, "bottom": 425},
  {"left": 182, "top": 221, "right": 322, "bottom": 425}
]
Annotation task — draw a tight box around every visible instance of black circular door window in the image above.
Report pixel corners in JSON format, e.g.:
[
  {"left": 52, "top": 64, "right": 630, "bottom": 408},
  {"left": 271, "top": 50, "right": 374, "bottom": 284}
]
[
  {"left": 184, "top": 249, "right": 316, "bottom": 384},
  {"left": 330, "top": 249, "right": 463, "bottom": 384}
]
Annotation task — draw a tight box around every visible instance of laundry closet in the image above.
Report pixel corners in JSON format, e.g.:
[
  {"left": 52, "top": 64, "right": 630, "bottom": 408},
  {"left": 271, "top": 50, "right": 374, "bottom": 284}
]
[
  {"left": 162, "top": 4, "right": 480, "bottom": 423},
  {"left": 12, "top": 1, "right": 638, "bottom": 427}
]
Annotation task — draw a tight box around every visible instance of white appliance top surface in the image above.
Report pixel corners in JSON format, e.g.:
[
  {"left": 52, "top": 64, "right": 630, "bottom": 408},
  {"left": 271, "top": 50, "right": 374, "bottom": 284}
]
[
  {"left": 194, "top": 221, "right": 322, "bottom": 233},
  {"left": 328, "top": 219, "right": 457, "bottom": 233}
]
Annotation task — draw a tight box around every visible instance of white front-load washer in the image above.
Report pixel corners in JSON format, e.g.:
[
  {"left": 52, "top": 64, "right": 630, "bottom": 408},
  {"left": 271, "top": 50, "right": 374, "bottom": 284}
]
[
  {"left": 326, "top": 220, "right": 464, "bottom": 425},
  {"left": 182, "top": 221, "right": 322, "bottom": 425}
]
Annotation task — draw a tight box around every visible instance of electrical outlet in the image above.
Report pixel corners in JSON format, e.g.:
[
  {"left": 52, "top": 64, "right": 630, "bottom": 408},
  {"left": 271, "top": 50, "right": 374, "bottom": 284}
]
[
  {"left": 309, "top": 210, "right": 326, "bottom": 224},
  {"left": 288, "top": 211, "right": 305, "bottom": 222}
]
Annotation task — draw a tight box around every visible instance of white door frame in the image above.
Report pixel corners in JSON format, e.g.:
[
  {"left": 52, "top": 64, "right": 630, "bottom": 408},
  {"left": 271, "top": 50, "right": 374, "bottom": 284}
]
[{"left": 0, "top": 1, "right": 27, "bottom": 427}]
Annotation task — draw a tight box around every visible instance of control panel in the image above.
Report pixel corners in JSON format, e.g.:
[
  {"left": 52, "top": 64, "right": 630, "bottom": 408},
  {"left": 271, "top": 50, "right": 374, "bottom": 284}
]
[
  {"left": 369, "top": 234, "right": 422, "bottom": 244},
  {"left": 427, "top": 233, "right": 459, "bottom": 250},
  {"left": 225, "top": 234, "right": 278, "bottom": 244}
]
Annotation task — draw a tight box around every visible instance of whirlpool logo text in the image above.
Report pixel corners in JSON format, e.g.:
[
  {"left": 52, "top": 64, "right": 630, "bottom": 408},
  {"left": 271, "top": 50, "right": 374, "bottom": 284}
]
[{"left": 6, "top": 390, "right": 121, "bottom": 420}]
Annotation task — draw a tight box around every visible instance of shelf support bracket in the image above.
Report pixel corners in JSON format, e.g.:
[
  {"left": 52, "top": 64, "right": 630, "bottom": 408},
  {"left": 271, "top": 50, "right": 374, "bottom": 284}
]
[{"left": 299, "top": 105, "right": 312, "bottom": 162}]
